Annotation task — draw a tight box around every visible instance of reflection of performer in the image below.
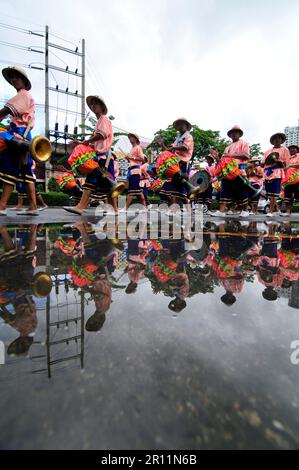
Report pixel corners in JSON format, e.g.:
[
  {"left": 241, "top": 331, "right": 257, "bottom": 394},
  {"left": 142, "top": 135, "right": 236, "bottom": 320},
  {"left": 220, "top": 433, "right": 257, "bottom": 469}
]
[
  {"left": 0, "top": 224, "right": 38, "bottom": 355},
  {"left": 85, "top": 280, "right": 112, "bottom": 332},
  {"left": 257, "top": 224, "right": 282, "bottom": 301},
  {"left": 64, "top": 95, "right": 114, "bottom": 215},
  {"left": 0, "top": 66, "right": 38, "bottom": 215},
  {"left": 125, "top": 240, "right": 148, "bottom": 293},
  {"left": 157, "top": 118, "right": 194, "bottom": 205},
  {"left": 261, "top": 133, "right": 290, "bottom": 217},
  {"left": 207, "top": 222, "right": 252, "bottom": 306}
]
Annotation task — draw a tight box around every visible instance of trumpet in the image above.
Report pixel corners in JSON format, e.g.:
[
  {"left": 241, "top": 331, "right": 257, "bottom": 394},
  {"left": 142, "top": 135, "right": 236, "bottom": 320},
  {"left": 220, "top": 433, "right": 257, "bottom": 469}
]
[{"left": 8, "top": 134, "right": 52, "bottom": 163}]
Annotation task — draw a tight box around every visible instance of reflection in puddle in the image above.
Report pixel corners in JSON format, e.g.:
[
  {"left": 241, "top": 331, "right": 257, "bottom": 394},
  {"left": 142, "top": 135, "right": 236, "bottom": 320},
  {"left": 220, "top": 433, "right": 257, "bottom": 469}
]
[{"left": 1, "top": 219, "right": 299, "bottom": 448}]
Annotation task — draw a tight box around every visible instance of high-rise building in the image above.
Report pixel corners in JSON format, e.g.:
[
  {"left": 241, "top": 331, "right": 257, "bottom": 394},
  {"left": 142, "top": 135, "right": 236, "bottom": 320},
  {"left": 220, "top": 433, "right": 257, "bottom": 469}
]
[{"left": 285, "top": 121, "right": 299, "bottom": 146}]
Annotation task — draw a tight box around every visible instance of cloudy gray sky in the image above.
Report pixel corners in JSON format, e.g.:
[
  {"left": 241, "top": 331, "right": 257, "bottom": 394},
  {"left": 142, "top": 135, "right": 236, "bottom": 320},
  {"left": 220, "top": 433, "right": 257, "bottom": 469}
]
[{"left": 1, "top": 0, "right": 299, "bottom": 149}]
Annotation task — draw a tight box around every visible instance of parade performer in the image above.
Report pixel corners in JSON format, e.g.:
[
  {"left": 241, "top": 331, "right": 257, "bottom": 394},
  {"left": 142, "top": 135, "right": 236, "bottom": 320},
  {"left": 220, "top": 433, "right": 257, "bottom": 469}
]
[
  {"left": 0, "top": 66, "right": 38, "bottom": 215},
  {"left": 261, "top": 132, "right": 290, "bottom": 217},
  {"left": 64, "top": 95, "right": 115, "bottom": 215},
  {"left": 246, "top": 156, "right": 264, "bottom": 214},
  {"left": 282, "top": 144, "right": 299, "bottom": 216},
  {"left": 125, "top": 133, "right": 147, "bottom": 211},
  {"left": 140, "top": 156, "right": 151, "bottom": 207},
  {"left": 210, "top": 125, "right": 250, "bottom": 217},
  {"left": 157, "top": 117, "right": 194, "bottom": 206},
  {"left": 195, "top": 155, "right": 215, "bottom": 215}
]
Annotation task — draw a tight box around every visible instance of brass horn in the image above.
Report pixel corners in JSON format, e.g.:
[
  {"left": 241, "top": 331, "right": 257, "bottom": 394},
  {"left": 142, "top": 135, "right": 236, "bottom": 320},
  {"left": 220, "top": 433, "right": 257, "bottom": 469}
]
[
  {"left": 8, "top": 135, "right": 52, "bottom": 163},
  {"left": 30, "top": 135, "right": 52, "bottom": 163}
]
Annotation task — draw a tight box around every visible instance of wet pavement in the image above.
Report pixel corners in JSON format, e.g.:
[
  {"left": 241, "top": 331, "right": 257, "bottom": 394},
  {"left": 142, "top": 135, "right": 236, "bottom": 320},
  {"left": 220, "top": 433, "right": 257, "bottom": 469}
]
[{"left": 1, "top": 217, "right": 299, "bottom": 449}]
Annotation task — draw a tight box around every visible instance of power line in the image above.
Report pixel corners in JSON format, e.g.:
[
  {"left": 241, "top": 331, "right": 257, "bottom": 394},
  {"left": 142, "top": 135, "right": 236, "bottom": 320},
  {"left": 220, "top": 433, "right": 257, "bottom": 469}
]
[{"left": 0, "top": 40, "right": 44, "bottom": 53}]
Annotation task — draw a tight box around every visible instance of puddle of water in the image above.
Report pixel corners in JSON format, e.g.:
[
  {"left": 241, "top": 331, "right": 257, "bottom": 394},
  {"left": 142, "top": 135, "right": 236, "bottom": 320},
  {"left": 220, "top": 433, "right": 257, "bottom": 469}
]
[{"left": 1, "top": 219, "right": 299, "bottom": 449}]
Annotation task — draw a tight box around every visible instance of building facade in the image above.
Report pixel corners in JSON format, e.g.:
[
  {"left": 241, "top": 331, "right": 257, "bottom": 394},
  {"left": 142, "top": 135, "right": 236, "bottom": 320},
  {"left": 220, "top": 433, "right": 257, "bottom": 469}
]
[{"left": 285, "top": 122, "right": 299, "bottom": 147}]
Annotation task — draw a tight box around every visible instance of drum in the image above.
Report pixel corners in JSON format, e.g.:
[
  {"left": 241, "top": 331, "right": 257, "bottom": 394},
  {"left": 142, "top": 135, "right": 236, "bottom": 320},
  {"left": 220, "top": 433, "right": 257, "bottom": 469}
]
[
  {"left": 151, "top": 178, "right": 165, "bottom": 192},
  {"left": 155, "top": 151, "right": 201, "bottom": 200},
  {"left": 282, "top": 168, "right": 299, "bottom": 187},
  {"left": 189, "top": 169, "right": 210, "bottom": 193},
  {"left": 214, "top": 157, "right": 242, "bottom": 180},
  {"left": 57, "top": 172, "right": 77, "bottom": 191},
  {"left": 68, "top": 144, "right": 98, "bottom": 176},
  {"left": 0, "top": 125, "right": 8, "bottom": 153}
]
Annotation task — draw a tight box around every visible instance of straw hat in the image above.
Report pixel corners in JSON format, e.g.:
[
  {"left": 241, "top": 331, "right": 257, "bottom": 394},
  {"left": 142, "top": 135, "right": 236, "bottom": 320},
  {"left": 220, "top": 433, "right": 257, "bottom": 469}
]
[
  {"left": 173, "top": 117, "right": 192, "bottom": 131},
  {"left": 227, "top": 125, "right": 243, "bottom": 138},
  {"left": 127, "top": 132, "right": 140, "bottom": 144},
  {"left": 2, "top": 65, "right": 31, "bottom": 90},
  {"left": 86, "top": 95, "right": 108, "bottom": 114},
  {"left": 270, "top": 132, "right": 286, "bottom": 145}
]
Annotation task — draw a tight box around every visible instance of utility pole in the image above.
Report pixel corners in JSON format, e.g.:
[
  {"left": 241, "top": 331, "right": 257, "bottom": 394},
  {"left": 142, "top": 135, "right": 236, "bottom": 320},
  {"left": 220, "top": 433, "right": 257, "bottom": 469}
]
[
  {"left": 81, "top": 38, "right": 85, "bottom": 131},
  {"left": 44, "top": 28, "right": 85, "bottom": 190},
  {"left": 45, "top": 25, "right": 50, "bottom": 190},
  {"left": 45, "top": 25, "right": 49, "bottom": 138}
]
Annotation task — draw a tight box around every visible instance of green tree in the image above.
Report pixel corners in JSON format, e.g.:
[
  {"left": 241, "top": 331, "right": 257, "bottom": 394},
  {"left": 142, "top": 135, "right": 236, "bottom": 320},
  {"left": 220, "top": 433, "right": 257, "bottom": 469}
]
[
  {"left": 147, "top": 124, "right": 228, "bottom": 163},
  {"left": 250, "top": 143, "right": 263, "bottom": 159}
]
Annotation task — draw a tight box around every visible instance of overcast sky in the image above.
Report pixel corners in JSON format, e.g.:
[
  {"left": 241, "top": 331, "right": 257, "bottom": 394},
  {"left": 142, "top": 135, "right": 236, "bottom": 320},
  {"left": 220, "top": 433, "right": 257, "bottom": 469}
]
[{"left": 1, "top": 0, "right": 299, "bottom": 150}]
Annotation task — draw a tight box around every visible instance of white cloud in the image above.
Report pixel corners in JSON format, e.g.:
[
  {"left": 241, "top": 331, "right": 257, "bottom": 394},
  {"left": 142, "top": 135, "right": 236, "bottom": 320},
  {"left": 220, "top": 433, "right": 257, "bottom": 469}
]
[{"left": 1, "top": 0, "right": 299, "bottom": 150}]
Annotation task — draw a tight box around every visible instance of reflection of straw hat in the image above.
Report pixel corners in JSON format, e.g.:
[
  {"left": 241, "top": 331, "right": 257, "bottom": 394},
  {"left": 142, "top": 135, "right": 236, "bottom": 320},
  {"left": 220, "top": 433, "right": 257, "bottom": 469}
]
[
  {"left": 227, "top": 125, "right": 243, "bottom": 138},
  {"left": 173, "top": 117, "right": 192, "bottom": 131},
  {"left": 270, "top": 132, "right": 286, "bottom": 145},
  {"left": 86, "top": 95, "right": 108, "bottom": 114},
  {"left": 32, "top": 272, "right": 53, "bottom": 298},
  {"left": 2, "top": 65, "right": 31, "bottom": 90},
  {"left": 127, "top": 133, "right": 140, "bottom": 144}
]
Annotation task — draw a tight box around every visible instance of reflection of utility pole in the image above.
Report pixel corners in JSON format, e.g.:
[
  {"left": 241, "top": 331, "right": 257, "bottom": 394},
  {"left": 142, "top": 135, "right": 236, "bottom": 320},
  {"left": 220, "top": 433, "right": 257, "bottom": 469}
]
[
  {"left": 31, "top": 284, "right": 85, "bottom": 378},
  {"left": 289, "top": 280, "right": 299, "bottom": 309}
]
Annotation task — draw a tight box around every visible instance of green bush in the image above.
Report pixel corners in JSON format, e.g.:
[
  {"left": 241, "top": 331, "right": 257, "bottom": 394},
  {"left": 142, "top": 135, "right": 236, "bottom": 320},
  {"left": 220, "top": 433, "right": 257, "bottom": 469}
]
[
  {"left": 40, "top": 192, "right": 70, "bottom": 206},
  {"left": 47, "top": 177, "right": 61, "bottom": 193}
]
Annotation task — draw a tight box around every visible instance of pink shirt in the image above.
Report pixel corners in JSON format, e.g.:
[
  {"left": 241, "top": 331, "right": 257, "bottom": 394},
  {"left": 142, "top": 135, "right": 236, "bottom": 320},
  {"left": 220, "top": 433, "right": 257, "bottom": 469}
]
[
  {"left": 140, "top": 162, "right": 150, "bottom": 188},
  {"left": 5, "top": 89, "right": 35, "bottom": 129},
  {"left": 223, "top": 140, "right": 250, "bottom": 160},
  {"left": 174, "top": 133, "right": 194, "bottom": 163},
  {"left": 221, "top": 278, "right": 244, "bottom": 294},
  {"left": 94, "top": 115, "right": 113, "bottom": 154},
  {"left": 248, "top": 166, "right": 264, "bottom": 185},
  {"left": 128, "top": 145, "right": 144, "bottom": 167},
  {"left": 207, "top": 164, "right": 216, "bottom": 178},
  {"left": 288, "top": 154, "right": 299, "bottom": 166},
  {"left": 262, "top": 146, "right": 290, "bottom": 180}
]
